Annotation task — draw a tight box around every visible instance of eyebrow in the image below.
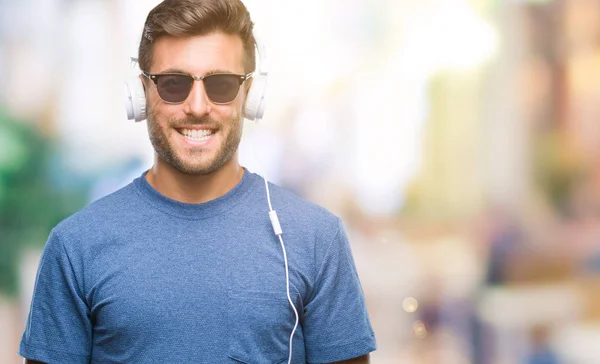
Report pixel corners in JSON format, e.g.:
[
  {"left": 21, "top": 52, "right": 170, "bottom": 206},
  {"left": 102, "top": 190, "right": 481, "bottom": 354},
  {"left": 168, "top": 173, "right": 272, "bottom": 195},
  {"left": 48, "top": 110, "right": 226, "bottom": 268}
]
[{"left": 155, "top": 68, "right": 238, "bottom": 76}]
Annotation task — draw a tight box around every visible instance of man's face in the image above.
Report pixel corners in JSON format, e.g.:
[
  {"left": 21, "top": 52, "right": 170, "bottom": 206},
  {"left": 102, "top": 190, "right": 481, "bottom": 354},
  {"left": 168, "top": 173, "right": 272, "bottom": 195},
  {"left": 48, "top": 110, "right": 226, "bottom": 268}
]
[{"left": 145, "top": 31, "right": 247, "bottom": 175}]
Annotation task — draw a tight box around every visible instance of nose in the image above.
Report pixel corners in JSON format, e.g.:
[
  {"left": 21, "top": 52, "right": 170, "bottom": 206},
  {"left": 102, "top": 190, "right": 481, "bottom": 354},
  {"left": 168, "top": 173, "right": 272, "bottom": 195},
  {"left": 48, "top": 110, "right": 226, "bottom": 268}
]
[{"left": 182, "top": 80, "right": 212, "bottom": 117}]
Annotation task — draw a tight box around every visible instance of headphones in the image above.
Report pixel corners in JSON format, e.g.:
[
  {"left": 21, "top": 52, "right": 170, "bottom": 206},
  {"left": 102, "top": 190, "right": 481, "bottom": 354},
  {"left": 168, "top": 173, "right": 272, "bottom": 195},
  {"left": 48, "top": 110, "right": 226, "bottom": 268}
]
[{"left": 124, "top": 37, "right": 268, "bottom": 122}]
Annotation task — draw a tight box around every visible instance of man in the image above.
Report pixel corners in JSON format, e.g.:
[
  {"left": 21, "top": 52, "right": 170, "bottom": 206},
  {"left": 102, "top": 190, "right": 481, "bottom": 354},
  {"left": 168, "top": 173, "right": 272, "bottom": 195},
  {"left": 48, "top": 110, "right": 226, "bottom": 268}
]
[{"left": 19, "top": 0, "right": 376, "bottom": 363}]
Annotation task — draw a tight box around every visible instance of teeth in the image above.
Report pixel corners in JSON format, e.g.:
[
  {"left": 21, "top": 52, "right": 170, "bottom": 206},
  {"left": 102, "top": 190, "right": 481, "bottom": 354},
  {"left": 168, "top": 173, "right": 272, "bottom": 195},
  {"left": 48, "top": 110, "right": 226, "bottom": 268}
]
[{"left": 181, "top": 128, "right": 214, "bottom": 142}]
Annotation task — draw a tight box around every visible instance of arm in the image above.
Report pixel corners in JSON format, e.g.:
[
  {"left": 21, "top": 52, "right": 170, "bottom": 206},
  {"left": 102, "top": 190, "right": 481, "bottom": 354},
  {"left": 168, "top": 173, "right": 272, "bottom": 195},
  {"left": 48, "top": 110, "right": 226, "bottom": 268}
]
[
  {"left": 332, "top": 354, "right": 370, "bottom": 363},
  {"left": 303, "top": 218, "right": 376, "bottom": 363},
  {"left": 19, "top": 230, "right": 92, "bottom": 363}
]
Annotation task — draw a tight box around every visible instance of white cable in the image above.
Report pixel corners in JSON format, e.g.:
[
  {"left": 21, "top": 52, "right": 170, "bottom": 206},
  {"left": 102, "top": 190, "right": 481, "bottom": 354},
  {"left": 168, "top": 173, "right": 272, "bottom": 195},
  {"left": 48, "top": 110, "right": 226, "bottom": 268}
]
[
  {"left": 251, "top": 138, "right": 299, "bottom": 364},
  {"left": 278, "top": 233, "right": 299, "bottom": 364}
]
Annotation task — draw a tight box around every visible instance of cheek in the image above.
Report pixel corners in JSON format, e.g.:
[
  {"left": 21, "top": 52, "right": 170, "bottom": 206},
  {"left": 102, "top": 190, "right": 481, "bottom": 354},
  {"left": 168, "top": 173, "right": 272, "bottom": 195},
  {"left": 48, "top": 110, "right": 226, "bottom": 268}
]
[
  {"left": 146, "top": 92, "right": 160, "bottom": 117},
  {"left": 214, "top": 103, "right": 243, "bottom": 125},
  {"left": 148, "top": 96, "right": 176, "bottom": 125},
  {"left": 230, "top": 99, "right": 246, "bottom": 120},
  {"left": 151, "top": 98, "right": 162, "bottom": 115}
]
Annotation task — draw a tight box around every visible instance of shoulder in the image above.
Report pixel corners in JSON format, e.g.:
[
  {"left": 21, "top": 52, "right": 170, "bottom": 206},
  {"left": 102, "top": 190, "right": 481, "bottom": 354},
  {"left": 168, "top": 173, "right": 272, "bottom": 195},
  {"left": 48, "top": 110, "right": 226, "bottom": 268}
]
[
  {"left": 51, "top": 180, "right": 140, "bottom": 244},
  {"left": 246, "top": 172, "right": 344, "bottom": 243},
  {"left": 265, "top": 178, "right": 340, "bottom": 227}
]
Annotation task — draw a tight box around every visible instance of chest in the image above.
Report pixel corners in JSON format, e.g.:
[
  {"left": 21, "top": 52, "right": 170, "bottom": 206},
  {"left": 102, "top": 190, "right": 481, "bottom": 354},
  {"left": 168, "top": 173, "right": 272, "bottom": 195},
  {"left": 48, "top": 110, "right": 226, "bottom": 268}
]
[
  {"left": 85, "top": 221, "right": 301, "bottom": 332},
  {"left": 84, "top": 220, "right": 307, "bottom": 362}
]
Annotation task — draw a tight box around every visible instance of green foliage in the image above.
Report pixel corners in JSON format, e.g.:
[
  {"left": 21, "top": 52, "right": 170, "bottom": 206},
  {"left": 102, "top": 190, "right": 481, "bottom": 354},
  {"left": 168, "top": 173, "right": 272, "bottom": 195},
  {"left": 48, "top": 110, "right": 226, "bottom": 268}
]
[{"left": 0, "top": 108, "right": 88, "bottom": 297}]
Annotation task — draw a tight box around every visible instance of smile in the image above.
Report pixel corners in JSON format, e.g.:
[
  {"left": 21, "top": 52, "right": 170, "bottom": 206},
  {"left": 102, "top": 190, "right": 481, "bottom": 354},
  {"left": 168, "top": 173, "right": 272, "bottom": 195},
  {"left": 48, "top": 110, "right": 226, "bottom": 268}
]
[{"left": 177, "top": 128, "right": 216, "bottom": 142}]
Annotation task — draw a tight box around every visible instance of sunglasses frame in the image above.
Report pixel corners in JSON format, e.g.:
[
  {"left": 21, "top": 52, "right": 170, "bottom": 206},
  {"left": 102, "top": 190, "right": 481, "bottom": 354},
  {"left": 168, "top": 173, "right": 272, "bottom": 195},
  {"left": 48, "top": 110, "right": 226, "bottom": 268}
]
[{"left": 141, "top": 71, "right": 254, "bottom": 105}]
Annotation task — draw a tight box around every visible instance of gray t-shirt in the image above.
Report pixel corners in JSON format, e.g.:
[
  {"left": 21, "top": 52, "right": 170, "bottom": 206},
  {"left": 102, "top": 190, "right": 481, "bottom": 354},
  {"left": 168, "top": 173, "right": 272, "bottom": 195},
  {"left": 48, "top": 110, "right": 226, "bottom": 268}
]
[{"left": 20, "top": 168, "right": 376, "bottom": 363}]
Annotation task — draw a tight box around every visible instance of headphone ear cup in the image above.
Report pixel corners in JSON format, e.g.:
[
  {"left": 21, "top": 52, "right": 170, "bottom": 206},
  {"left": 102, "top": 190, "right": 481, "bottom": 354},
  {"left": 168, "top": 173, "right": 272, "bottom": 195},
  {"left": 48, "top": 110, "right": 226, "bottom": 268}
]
[
  {"left": 124, "top": 76, "right": 147, "bottom": 122},
  {"left": 243, "top": 75, "right": 267, "bottom": 121}
]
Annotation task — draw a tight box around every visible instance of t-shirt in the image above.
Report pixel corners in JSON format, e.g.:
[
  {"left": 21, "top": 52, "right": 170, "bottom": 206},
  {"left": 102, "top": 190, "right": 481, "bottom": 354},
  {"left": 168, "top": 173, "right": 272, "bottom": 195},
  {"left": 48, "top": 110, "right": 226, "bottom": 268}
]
[{"left": 19, "top": 168, "right": 376, "bottom": 363}]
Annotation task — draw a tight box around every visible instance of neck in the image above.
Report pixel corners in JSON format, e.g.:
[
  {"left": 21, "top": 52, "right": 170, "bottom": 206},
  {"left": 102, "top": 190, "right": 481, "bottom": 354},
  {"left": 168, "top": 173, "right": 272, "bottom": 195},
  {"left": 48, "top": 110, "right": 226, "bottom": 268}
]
[{"left": 145, "top": 154, "right": 244, "bottom": 204}]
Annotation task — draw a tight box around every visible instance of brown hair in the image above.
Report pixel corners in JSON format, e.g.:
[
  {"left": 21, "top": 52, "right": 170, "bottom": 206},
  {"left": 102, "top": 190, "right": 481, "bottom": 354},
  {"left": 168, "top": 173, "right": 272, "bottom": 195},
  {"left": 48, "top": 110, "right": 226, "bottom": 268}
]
[{"left": 138, "top": 0, "right": 256, "bottom": 73}]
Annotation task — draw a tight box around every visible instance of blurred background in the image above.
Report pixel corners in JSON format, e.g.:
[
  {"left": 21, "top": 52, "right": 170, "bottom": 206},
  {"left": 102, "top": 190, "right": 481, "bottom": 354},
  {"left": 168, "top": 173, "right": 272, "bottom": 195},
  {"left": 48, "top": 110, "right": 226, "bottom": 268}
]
[{"left": 1, "top": 0, "right": 600, "bottom": 362}]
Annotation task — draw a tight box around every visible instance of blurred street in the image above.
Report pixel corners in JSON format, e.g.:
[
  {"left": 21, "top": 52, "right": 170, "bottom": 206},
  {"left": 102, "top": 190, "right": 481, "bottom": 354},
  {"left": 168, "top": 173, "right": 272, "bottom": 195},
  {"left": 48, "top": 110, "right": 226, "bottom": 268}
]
[{"left": 2, "top": 0, "right": 600, "bottom": 363}]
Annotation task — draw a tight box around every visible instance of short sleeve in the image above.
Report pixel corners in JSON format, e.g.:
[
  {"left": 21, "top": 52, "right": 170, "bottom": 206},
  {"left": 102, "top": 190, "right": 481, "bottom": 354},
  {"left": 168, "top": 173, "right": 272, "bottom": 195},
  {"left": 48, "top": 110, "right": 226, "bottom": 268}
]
[
  {"left": 19, "top": 229, "right": 92, "bottom": 364},
  {"left": 303, "top": 218, "right": 376, "bottom": 363}
]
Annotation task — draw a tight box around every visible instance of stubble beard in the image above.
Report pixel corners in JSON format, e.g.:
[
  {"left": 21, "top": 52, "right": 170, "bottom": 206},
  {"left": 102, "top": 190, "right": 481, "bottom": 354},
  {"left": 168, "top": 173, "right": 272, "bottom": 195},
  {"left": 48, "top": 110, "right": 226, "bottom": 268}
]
[{"left": 146, "top": 109, "right": 243, "bottom": 176}]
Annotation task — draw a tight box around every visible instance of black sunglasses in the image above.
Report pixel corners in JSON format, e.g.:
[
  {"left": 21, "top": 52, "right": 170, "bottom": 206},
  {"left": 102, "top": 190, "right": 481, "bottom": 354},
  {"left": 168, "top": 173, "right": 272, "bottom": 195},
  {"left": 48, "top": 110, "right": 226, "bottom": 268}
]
[{"left": 142, "top": 71, "right": 253, "bottom": 104}]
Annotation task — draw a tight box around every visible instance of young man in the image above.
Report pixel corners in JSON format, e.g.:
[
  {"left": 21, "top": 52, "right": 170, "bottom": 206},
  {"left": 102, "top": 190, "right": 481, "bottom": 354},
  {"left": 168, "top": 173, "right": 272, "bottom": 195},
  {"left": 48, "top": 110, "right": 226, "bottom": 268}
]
[{"left": 20, "top": 0, "right": 376, "bottom": 363}]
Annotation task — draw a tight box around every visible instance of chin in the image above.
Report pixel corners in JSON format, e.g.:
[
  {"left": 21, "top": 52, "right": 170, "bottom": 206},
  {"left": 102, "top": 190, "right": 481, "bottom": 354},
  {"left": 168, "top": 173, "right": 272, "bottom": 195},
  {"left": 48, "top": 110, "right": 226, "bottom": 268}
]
[
  {"left": 174, "top": 158, "right": 225, "bottom": 176},
  {"left": 174, "top": 162, "right": 213, "bottom": 175}
]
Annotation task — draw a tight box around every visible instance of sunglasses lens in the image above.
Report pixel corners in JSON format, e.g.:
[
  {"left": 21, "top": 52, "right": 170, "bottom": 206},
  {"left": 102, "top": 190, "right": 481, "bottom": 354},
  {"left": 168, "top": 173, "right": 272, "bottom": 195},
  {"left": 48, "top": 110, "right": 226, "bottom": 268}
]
[
  {"left": 204, "top": 74, "right": 242, "bottom": 104},
  {"left": 156, "top": 75, "right": 193, "bottom": 103}
]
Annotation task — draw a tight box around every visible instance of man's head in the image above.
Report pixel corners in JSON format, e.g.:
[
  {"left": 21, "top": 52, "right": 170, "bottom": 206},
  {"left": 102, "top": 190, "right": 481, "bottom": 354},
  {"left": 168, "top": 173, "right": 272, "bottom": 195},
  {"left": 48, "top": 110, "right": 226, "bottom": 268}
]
[
  {"left": 139, "top": 0, "right": 256, "bottom": 75},
  {"left": 139, "top": 0, "right": 256, "bottom": 176}
]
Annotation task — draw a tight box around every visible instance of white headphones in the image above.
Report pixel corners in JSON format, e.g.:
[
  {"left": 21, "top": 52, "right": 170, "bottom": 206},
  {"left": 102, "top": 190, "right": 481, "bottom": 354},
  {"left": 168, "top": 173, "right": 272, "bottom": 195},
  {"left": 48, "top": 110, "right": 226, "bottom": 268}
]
[{"left": 124, "top": 36, "right": 268, "bottom": 122}]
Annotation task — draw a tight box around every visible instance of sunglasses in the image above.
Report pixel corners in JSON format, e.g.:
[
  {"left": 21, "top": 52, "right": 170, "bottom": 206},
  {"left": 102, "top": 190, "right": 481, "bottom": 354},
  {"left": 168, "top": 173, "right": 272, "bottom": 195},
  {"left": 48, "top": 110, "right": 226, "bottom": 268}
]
[{"left": 142, "top": 71, "right": 253, "bottom": 104}]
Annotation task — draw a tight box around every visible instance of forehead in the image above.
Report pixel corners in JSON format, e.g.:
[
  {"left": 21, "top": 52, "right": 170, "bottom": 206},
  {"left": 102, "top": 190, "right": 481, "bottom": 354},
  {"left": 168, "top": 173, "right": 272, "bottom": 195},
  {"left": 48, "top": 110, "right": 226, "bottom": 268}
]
[{"left": 150, "top": 31, "right": 245, "bottom": 74}]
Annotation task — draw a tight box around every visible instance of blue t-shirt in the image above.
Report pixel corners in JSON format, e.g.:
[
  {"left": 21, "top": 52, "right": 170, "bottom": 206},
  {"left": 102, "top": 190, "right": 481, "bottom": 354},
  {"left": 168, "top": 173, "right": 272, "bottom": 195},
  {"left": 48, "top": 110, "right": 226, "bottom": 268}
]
[{"left": 20, "top": 169, "right": 376, "bottom": 363}]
